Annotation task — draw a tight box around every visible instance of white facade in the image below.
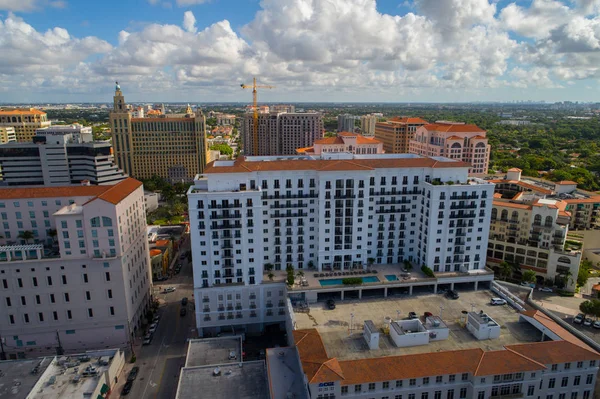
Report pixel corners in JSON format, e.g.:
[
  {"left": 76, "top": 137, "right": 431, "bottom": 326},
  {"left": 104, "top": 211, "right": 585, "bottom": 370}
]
[
  {"left": 144, "top": 191, "right": 159, "bottom": 213},
  {"left": 188, "top": 154, "right": 494, "bottom": 335},
  {"left": 0, "top": 179, "right": 152, "bottom": 354},
  {"left": 0, "top": 127, "right": 16, "bottom": 144}
]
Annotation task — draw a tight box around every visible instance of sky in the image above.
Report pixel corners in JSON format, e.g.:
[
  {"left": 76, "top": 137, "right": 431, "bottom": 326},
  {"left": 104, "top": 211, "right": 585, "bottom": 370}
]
[{"left": 1, "top": 0, "right": 600, "bottom": 103}]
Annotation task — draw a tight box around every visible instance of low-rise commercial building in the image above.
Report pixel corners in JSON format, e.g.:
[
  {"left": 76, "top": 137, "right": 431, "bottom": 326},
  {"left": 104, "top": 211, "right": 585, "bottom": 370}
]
[
  {"left": 0, "top": 179, "right": 152, "bottom": 354},
  {"left": 0, "top": 127, "right": 16, "bottom": 144}
]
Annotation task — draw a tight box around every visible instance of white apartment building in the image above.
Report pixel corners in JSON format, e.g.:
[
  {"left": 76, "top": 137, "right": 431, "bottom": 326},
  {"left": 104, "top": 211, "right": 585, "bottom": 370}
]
[
  {"left": 188, "top": 153, "right": 494, "bottom": 336},
  {"left": 0, "top": 124, "right": 127, "bottom": 186},
  {"left": 0, "top": 178, "right": 152, "bottom": 354}
]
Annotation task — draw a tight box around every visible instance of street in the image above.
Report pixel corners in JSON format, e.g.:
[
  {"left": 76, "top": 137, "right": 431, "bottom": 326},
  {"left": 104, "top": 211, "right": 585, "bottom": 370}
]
[{"left": 118, "top": 239, "right": 196, "bottom": 399}]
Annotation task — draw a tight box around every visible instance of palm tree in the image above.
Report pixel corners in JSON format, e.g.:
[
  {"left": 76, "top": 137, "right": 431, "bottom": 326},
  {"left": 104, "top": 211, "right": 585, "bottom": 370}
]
[
  {"left": 560, "top": 269, "right": 574, "bottom": 289},
  {"left": 499, "top": 261, "right": 513, "bottom": 281},
  {"left": 18, "top": 231, "right": 34, "bottom": 244}
]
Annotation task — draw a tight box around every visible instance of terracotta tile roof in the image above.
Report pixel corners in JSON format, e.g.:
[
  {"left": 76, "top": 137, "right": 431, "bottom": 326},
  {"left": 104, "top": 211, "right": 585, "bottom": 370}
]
[
  {"left": 295, "top": 147, "right": 314, "bottom": 154},
  {"left": 471, "top": 135, "right": 487, "bottom": 140},
  {"left": 89, "top": 178, "right": 143, "bottom": 205},
  {"left": 0, "top": 108, "right": 46, "bottom": 115},
  {"left": 556, "top": 180, "right": 577, "bottom": 185},
  {"left": 492, "top": 200, "right": 532, "bottom": 210},
  {"left": 474, "top": 350, "right": 545, "bottom": 376},
  {"left": 422, "top": 123, "right": 485, "bottom": 133},
  {"left": 0, "top": 185, "right": 107, "bottom": 200},
  {"left": 154, "top": 239, "right": 171, "bottom": 247},
  {"left": 338, "top": 348, "right": 483, "bottom": 384},
  {"left": 565, "top": 196, "right": 600, "bottom": 204},
  {"left": 519, "top": 310, "right": 594, "bottom": 350},
  {"left": 491, "top": 180, "right": 553, "bottom": 195},
  {"left": 507, "top": 340, "right": 600, "bottom": 365},
  {"left": 204, "top": 157, "right": 470, "bottom": 174},
  {"left": 314, "top": 137, "right": 344, "bottom": 145},
  {"left": 149, "top": 249, "right": 162, "bottom": 257},
  {"left": 388, "top": 117, "right": 429, "bottom": 125},
  {"left": 508, "top": 168, "right": 522, "bottom": 172},
  {"left": 446, "top": 135, "right": 462, "bottom": 140},
  {"left": 293, "top": 329, "right": 342, "bottom": 383}
]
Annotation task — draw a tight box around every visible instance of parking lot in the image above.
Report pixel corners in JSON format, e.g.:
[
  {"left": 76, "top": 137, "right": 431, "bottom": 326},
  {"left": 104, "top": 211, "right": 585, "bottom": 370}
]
[{"left": 294, "top": 289, "right": 542, "bottom": 360}]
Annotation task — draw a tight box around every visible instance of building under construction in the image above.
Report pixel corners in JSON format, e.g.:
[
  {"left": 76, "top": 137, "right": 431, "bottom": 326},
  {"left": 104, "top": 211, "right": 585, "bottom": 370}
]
[{"left": 241, "top": 110, "right": 323, "bottom": 156}]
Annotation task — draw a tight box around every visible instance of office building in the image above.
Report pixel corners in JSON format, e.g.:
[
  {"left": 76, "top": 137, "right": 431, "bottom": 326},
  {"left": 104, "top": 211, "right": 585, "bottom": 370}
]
[
  {"left": 271, "top": 104, "right": 296, "bottom": 113},
  {"left": 409, "top": 122, "right": 490, "bottom": 174},
  {"left": 337, "top": 114, "right": 359, "bottom": 133},
  {"left": 0, "top": 124, "right": 127, "bottom": 187},
  {"left": 188, "top": 153, "right": 494, "bottom": 336},
  {"left": 0, "top": 127, "right": 16, "bottom": 144},
  {"left": 109, "top": 83, "right": 207, "bottom": 182},
  {"left": 242, "top": 111, "right": 323, "bottom": 156},
  {"left": 0, "top": 178, "right": 152, "bottom": 354},
  {"left": 375, "top": 117, "right": 428, "bottom": 154},
  {"left": 360, "top": 114, "right": 378, "bottom": 137},
  {"left": 297, "top": 132, "right": 384, "bottom": 155},
  {"left": 0, "top": 108, "right": 51, "bottom": 143}
]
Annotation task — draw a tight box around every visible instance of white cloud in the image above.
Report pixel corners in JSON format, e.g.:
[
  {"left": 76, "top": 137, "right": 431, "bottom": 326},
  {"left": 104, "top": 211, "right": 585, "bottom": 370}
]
[
  {"left": 1, "top": 0, "right": 600, "bottom": 101},
  {"left": 182, "top": 10, "right": 196, "bottom": 33},
  {"left": 175, "top": 0, "right": 209, "bottom": 6},
  {"left": 0, "top": 0, "right": 66, "bottom": 11}
]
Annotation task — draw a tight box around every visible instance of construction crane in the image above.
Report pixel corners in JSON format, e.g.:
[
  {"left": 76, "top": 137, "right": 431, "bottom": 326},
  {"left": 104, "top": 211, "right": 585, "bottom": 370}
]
[{"left": 241, "top": 77, "right": 274, "bottom": 156}]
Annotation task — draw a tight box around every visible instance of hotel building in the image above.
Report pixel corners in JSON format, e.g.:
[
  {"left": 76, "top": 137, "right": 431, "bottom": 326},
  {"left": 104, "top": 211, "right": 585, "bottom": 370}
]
[
  {"left": 109, "top": 83, "right": 207, "bottom": 182},
  {"left": 0, "top": 124, "right": 127, "bottom": 186},
  {"left": 296, "top": 132, "right": 384, "bottom": 156},
  {"left": 0, "top": 108, "right": 51, "bottom": 143},
  {"left": 409, "top": 122, "right": 490, "bottom": 174},
  {"left": 188, "top": 153, "right": 494, "bottom": 336},
  {"left": 374, "top": 117, "right": 428, "bottom": 154},
  {"left": 0, "top": 178, "right": 152, "bottom": 354},
  {"left": 242, "top": 111, "right": 324, "bottom": 156}
]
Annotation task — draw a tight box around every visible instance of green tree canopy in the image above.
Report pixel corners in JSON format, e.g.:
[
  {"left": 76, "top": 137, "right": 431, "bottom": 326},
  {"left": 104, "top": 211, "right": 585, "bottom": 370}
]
[{"left": 210, "top": 144, "right": 233, "bottom": 155}]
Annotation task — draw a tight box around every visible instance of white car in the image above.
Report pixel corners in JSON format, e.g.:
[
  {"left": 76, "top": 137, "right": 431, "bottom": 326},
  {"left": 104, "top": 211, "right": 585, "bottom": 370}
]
[
  {"left": 163, "top": 287, "right": 176, "bottom": 294},
  {"left": 584, "top": 318, "right": 593, "bottom": 327},
  {"left": 490, "top": 298, "right": 507, "bottom": 306},
  {"left": 538, "top": 287, "right": 553, "bottom": 293},
  {"left": 593, "top": 321, "right": 600, "bottom": 329},
  {"left": 143, "top": 337, "right": 152, "bottom": 345},
  {"left": 149, "top": 323, "right": 158, "bottom": 333}
]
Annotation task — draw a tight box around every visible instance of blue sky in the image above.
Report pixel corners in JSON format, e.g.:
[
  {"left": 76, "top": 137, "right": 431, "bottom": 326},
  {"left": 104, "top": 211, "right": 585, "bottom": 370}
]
[{"left": 1, "top": 0, "right": 599, "bottom": 103}]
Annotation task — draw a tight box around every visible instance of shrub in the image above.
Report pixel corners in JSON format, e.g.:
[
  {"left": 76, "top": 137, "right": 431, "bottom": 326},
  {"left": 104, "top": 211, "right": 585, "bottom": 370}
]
[
  {"left": 421, "top": 265, "right": 435, "bottom": 278},
  {"left": 446, "top": 180, "right": 455, "bottom": 185},
  {"left": 342, "top": 277, "right": 363, "bottom": 285},
  {"left": 556, "top": 289, "right": 575, "bottom": 297}
]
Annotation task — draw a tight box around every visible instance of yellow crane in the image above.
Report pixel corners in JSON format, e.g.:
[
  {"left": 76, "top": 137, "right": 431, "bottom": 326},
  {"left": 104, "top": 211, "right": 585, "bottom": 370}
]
[{"left": 241, "top": 77, "right": 274, "bottom": 155}]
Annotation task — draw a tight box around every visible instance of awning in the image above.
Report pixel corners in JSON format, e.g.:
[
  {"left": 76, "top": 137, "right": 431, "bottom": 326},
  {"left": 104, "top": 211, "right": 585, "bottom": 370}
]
[{"left": 100, "top": 384, "right": 109, "bottom": 394}]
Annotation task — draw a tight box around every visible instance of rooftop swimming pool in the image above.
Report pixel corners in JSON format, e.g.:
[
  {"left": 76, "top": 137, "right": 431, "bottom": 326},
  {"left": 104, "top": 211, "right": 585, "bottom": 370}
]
[
  {"left": 385, "top": 275, "right": 398, "bottom": 281},
  {"left": 319, "top": 276, "right": 380, "bottom": 286}
]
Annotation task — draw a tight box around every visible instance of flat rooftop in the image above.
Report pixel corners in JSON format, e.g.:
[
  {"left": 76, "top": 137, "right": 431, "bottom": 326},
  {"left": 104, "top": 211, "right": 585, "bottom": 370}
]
[
  {"left": 0, "top": 357, "right": 52, "bottom": 399},
  {"left": 186, "top": 337, "right": 243, "bottom": 367},
  {"left": 266, "top": 347, "right": 308, "bottom": 399},
  {"left": 176, "top": 361, "right": 268, "bottom": 399},
  {"left": 294, "top": 290, "right": 542, "bottom": 360},
  {"left": 34, "top": 353, "right": 114, "bottom": 399}
]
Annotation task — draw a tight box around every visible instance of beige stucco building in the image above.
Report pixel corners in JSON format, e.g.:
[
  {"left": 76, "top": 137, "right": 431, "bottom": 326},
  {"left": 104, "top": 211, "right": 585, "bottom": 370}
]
[
  {"left": 109, "top": 83, "right": 207, "bottom": 182},
  {"left": 374, "top": 117, "right": 428, "bottom": 154},
  {"left": 0, "top": 108, "right": 51, "bottom": 142},
  {"left": 0, "top": 127, "right": 16, "bottom": 144},
  {"left": 296, "top": 132, "right": 384, "bottom": 155}
]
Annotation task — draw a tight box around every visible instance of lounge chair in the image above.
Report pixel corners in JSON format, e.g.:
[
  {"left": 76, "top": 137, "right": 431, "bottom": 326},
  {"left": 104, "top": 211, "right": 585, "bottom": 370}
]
[{"left": 313, "top": 274, "right": 319, "bottom": 278}]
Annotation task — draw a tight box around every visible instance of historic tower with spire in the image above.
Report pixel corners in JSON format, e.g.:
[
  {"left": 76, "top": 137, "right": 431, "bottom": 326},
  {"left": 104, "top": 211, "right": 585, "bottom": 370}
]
[{"left": 109, "top": 82, "right": 135, "bottom": 176}]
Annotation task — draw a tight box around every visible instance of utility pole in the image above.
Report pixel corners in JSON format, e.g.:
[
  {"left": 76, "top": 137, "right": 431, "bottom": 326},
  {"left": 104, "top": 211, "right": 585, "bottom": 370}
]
[{"left": 55, "top": 330, "right": 64, "bottom": 356}]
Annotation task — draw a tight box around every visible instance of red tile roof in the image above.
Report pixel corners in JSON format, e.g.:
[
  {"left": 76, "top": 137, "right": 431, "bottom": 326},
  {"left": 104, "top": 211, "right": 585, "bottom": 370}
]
[
  {"left": 507, "top": 340, "right": 600, "bottom": 365},
  {"left": 204, "top": 157, "right": 470, "bottom": 174},
  {"left": 556, "top": 180, "right": 577, "bottom": 185},
  {"left": 0, "top": 108, "right": 46, "bottom": 115},
  {"left": 474, "top": 350, "right": 545, "bottom": 376},
  {"left": 93, "top": 178, "right": 143, "bottom": 205},
  {"left": 492, "top": 200, "right": 532, "bottom": 210},
  {"left": 519, "top": 310, "right": 594, "bottom": 350},
  {"left": 314, "top": 137, "right": 344, "bottom": 145},
  {"left": 388, "top": 117, "right": 429, "bottom": 125},
  {"left": 564, "top": 196, "right": 600, "bottom": 204},
  {"left": 423, "top": 123, "right": 485, "bottom": 133},
  {"left": 508, "top": 168, "right": 522, "bottom": 172}
]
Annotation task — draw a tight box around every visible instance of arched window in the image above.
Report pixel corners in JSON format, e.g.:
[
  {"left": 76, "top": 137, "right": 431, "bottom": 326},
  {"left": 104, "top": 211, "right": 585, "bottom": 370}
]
[
  {"left": 90, "top": 217, "right": 100, "bottom": 228},
  {"left": 501, "top": 209, "right": 508, "bottom": 221},
  {"left": 102, "top": 217, "right": 113, "bottom": 227},
  {"left": 476, "top": 142, "right": 486, "bottom": 148},
  {"left": 511, "top": 211, "right": 519, "bottom": 221},
  {"left": 534, "top": 214, "right": 542, "bottom": 226},
  {"left": 545, "top": 216, "right": 553, "bottom": 227},
  {"left": 557, "top": 256, "right": 571, "bottom": 264},
  {"left": 491, "top": 208, "right": 497, "bottom": 220},
  {"left": 451, "top": 142, "right": 462, "bottom": 148}
]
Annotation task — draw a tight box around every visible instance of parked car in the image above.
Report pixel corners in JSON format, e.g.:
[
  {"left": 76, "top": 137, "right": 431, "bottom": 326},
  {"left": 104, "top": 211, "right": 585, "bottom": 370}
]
[
  {"left": 574, "top": 313, "right": 584, "bottom": 324},
  {"left": 149, "top": 323, "right": 158, "bottom": 333},
  {"left": 152, "top": 314, "right": 160, "bottom": 323},
  {"left": 538, "top": 287, "right": 553, "bottom": 293},
  {"left": 326, "top": 299, "right": 336, "bottom": 310},
  {"left": 584, "top": 318, "right": 593, "bottom": 327},
  {"left": 520, "top": 282, "right": 535, "bottom": 288},
  {"left": 408, "top": 311, "right": 418, "bottom": 319},
  {"left": 445, "top": 290, "right": 459, "bottom": 300},
  {"left": 143, "top": 336, "right": 152, "bottom": 345},
  {"left": 593, "top": 321, "right": 600, "bottom": 329},
  {"left": 122, "top": 381, "right": 133, "bottom": 395},
  {"left": 144, "top": 332, "right": 152, "bottom": 340},
  {"left": 180, "top": 307, "right": 187, "bottom": 316},
  {"left": 127, "top": 367, "right": 139, "bottom": 382},
  {"left": 163, "top": 287, "right": 176, "bottom": 294},
  {"left": 180, "top": 252, "right": 187, "bottom": 260},
  {"left": 490, "top": 298, "right": 507, "bottom": 306},
  {"left": 181, "top": 297, "right": 188, "bottom": 306}
]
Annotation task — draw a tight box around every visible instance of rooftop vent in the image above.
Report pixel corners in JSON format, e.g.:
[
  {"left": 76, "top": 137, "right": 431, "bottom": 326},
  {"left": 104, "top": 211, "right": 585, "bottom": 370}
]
[{"left": 213, "top": 367, "right": 221, "bottom": 376}]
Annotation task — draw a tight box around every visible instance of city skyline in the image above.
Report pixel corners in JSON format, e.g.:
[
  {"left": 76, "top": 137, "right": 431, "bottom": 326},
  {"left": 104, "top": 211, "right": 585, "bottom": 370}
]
[{"left": 1, "top": 0, "right": 600, "bottom": 103}]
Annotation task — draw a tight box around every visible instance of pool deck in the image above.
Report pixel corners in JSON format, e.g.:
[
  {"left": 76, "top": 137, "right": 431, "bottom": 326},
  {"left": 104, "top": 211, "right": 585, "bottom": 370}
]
[{"left": 265, "top": 263, "right": 495, "bottom": 303}]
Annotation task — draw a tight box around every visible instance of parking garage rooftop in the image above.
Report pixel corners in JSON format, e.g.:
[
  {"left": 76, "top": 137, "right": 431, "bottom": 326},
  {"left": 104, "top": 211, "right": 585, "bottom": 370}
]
[{"left": 293, "top": 290, "right": 544, "bottom": 360}]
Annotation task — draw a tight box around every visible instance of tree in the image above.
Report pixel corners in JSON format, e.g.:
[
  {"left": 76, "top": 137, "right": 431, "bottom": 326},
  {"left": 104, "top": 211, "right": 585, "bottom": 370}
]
[
  {"left": 48, "top": 229, "right": 57, "bottom": 244},
  {"left": 522, "top": 270, "right": 536, "bottom": 283},
  {"left": 210, "top": 144, "right": 233, "bottom": 156},
  {"left": 268, "top": 272, "right": 274, "bottom": 281},
  {"left": 578, "top": 260, "right": 592, "bottom": 288},
  {"left": 579, "top": 300, "right": 600, "bottom": 318},
  {"left": 18, "top": 231, "right": 34, "bottom": 244},
  {"left": 499, "top": 261, "right": 513, "bottom": 281}
]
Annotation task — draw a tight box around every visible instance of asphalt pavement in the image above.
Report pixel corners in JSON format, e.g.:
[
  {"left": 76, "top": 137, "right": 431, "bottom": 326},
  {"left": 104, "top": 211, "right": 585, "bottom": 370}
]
[{"left": 118, "top": 238, "right": 196, "bottom": 399}]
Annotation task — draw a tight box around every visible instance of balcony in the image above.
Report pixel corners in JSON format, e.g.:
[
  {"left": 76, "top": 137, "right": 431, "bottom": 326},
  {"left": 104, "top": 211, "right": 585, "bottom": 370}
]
[
  {"left": 269, "top": 203, "right": 308, "bottom": 209},
  {"left": 450, "top": 204, "right": 477, "bottom": 210},
  {"left": 209, "top": 213, "right": 242, "bottom": 220},
  {"left": 375, "top": 208, "right": 410, "bottom": 214},
  {"left": 261, "top": 193, "right": 318, "bottom": 200},
  {"left": 449, "top": 194, "right": 479, "bottom": 200},
  {"left": 212, "top": 223, "right": 242, "bottom": 230},
  {"left": 375, "top": 199, "right": 410, "bottom": 205},
  {"left": 208, "top": 203, "right": 242, "bottom": 209},
  {"left": 270, "top": 211, "right": 308, "bottom": 218},
  {"left": 490, "top": 394, "right": 523, "bottom": 399}
]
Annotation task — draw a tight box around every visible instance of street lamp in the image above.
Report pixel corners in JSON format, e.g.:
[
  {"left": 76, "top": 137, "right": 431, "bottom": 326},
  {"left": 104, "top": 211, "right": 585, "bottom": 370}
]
[{"left": 439, "top": 306, "right": 444, "bottom": 319}]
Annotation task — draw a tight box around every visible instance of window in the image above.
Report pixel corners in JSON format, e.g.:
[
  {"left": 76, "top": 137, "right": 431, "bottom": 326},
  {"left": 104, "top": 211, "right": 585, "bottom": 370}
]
[
  {"left": 67, "top": 310, "right": 72, "bottom": 319},
  {"left": 459, "top": 388, "right": 467, "bottom": 399},
  {"left": 548, "top": 378, "right": 556, "bottom": 389},
  {"left": 61, "top": 221, "right": 68, "bottom": 229},
  {"left": 436, "top": 376, "right": 442, "bottom": 383},
  {"left": 447, "top": 390, "right": 454, "bottom": 399},
  {"left": 341, "top": 386, "right": 348, "bottom": 395},
  {"left": 53, "top": 311, "right": 58, "bottom": 321},
  {"left": 354, "top": 384, "right": 361, "bottom": 393},
  {"left": 577, "top": 361, "right": 583, "bottom": 368},
  {"left": 90, "top": 217, "right": 100, "bottom": 227},
  {"left": 422, "top": 393, "right": 429, "bottom": 399},
  {"left": 23, "top": 313, "right": 29, "bottom": 323},
  {"left": 38, "top": 312, "right": 44, "bottom": 322},
  {"left": 409, "top": 379, "right": 416, "bottom": 386},
  {"left": 62, "top": 275, "right": 67, "bottom": 284},
  {"left": 107, "top": 289, "right": 113, "bottom": 299},
  {"left": 448, "top": 375, "right": 455, "bottom": 382},
  {"left": 551, "top": 364, "right": 558, "bottom": 371},
  {"left": 528, "top": 385, "right": 535, "bottom": 396},
  {"left": 461, "top": 373, "right": 468, "bottom": 381},
  {"left": 423, "top": 377, "right": 429, "bottom": 385},
  {"left": 561, "top": 377, "right": 568, "bottom": 387},
  {"left": 8, "top": 314, "right": 14, "bottom": 324},
  {"left": 110, "top": 306, "right": 115, "bottom": 316},
  {"left": 102, "top": 217, "right": 112, "bottom": 226},
  {"left": 586, "top": 374, "right": 593, "bottom": 384},
  {"left": 32, "top": 277, "right": 38, "bottom": 287},
  {"left": 396, "top": 380, "right": 403, "bottom": 388},
  {"left": 368, "top": 383, "right": 375, "bottom": 391},
  {"left": 574, "top": 376, "right": 580, "bottom": 386},
  {"left": 85, "top": 291, "right": 91, "bottom": 301},
  {"left": 88, "top": 308, "right": 93, "bottom": 318},
  {"left": 477, "top": 392, "right": 485, "bottom": 399},
  {"left": 83, "top": 274, "right": 88, "bottom": 283},
  {"left": 105, "top": 272, "right": 111, "bottom": 282},
  {"left": 565, "top": 363, "right": 571, "bottom": 370},
  {"left": 20, "top": 296, "right": 26, "bottom": 305},
  {"left": 64, "top": 293, "right": 70, "bottom": 302},
  {"left": 5, "top": 297, "right": 10, "bottom": 307}
]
